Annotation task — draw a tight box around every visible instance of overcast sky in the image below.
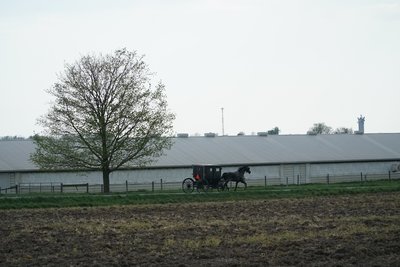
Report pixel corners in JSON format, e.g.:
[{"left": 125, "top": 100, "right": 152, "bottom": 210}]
[{"left": 1, "top": 0, "right": 399, "bottom": 137}]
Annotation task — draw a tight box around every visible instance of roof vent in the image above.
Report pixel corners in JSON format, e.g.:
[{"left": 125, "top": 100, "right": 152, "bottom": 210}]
[
  {"left": 237, "top": 132, "right": 245, "bottom": 136},
  {"left": 204, "top": 132, "right": 216, "bottom": 137},
  {"left": 257, "top": 132, "right": 268, "bottom": 136},
  {"left": 177, "top": 133, "right": 189, "bottom": 138}
]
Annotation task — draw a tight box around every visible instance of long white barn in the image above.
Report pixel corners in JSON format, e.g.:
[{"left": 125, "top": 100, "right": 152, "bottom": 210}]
[{"left": 1, "top": 133, "right": 400, "bottom": 189}]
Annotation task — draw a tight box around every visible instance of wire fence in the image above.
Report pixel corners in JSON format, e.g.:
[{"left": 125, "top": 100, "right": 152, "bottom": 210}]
[{"left": 1, "top": 171, "right": 399, "bottom": 195}]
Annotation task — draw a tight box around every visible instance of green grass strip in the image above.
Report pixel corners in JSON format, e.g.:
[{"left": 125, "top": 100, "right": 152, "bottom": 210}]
[{"left": 1, "top": 179, "right": 400, "bottom": 209}]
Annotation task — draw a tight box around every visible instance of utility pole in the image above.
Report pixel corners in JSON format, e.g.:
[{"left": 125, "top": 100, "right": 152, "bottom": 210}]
[{"left": 221, "top": 107, "right": 225, "bottom": 136}]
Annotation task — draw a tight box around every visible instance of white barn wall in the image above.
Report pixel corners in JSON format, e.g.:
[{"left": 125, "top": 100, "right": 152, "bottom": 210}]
[
  {"left": 18, "top": 171, "right": 103, "bottom": 185},
  {"left": 250, "top": 166, "right": 281, "bottom": 178},
  {"left": 111, "top": 168, "right": 192, "bottom": 183},
  {"left": 0, "top": 173, "right": 10, "bottom": 188},
  {"left": 11, "top": 165, "right": 281, "bottom": 186},
  {"left": 113, "top": 165, "right": 280, "bottom": 184},
  {"left": 310, "top": 161, "right": 396, "bottom": 177},
  {"left": 2, "top": 161, "right": 397, "bottom": 188},
  {"left": 15, "top": 168, "right": 193, "bottom": 185},
  {"left": 249, "top": 165, "right": 281, "bottom": 185}
]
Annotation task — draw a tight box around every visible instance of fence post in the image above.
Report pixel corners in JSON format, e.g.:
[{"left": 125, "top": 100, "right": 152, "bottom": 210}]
[
  {"left": 86, "top": 183, "right": 89, "bottom": 193},
  {"left": 126, "top": 180, "right": 128, "bottom": 192},
  {"left": 389, "top": 171, "right": 391, "bottom": 181},
  {"left": 16, "top": 185, "right": 19, "bottom": 194},
  {"left": 160, "top": 179, "right": 163, "bottom": 191},
  {"left": 327, "top": 174, "right": 330, "bottom": 184},
  {"left": 360, "top": 172, "right": 363, "bottom": 182},
  {"left": 39, "top": 183, "right": 42, "bottom": 193},
  {"left": 264, "top": 176, "right": 267, "bottom": 188},
  {"left": 297, "top": 175, "right": 300, "bottom": 185},
  {"left": 29, "top": 183, "right": 31, "bottom": 194},
  {"left": 152, "top": 181, "right": 154, "bottom": 192},
  {"left": 61, "top": 183, "right": 63, "bottom": 193}
]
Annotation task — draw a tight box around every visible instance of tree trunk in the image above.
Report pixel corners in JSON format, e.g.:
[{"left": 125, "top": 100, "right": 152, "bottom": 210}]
[{"left": 102, "top": 168, "right": 110, "bottom": 193}]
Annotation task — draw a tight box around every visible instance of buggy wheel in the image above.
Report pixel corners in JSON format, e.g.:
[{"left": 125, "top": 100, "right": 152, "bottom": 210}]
[
  {"left": 217, "top": 181, "right": 226, "bottom": 192},
  {"left": 196, "top": 183, "right": 209, "bottom": 193},
  {"left": 182, "top": 178, "right": 195, "bottom": 193}
]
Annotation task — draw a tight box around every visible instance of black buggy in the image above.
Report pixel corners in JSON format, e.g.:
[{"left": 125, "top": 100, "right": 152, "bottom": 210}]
[{"left": 182, "top": 165, "right": 228, "bottom": 193}]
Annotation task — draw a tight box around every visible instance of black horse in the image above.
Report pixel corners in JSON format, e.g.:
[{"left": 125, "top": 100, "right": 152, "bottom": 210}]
[{"left": 221, "top": 166, "right": 251, "bottom": 191}]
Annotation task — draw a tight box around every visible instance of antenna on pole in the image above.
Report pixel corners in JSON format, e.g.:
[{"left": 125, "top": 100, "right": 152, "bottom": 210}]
[{"left": 221, "top": 107, "right": 225, "bottom": 136}]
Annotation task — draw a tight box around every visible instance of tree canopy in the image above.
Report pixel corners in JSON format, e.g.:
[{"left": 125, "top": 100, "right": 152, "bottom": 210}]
[
  {"left": 308, "top": 123, "right": 353, "bottom": 135},
  {"left": 307, "top": 123, "right": 333, "bottom": 135},
  {"left": 31, "top": 49, "right": 175, "bottom": 193},
  {"left": 267, "top": 127, "right": 280, "bottom": 135},
  {"left": 334, "top": 127, "right": 353, "bottom": 134}
]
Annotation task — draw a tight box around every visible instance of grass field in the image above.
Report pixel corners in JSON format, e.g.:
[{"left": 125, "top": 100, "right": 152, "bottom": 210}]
[{"left": 1, "top": 179, "right": 400, "bottom": 209}]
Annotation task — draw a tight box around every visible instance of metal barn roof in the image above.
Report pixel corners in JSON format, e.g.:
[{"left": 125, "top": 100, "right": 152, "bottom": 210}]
[
  {"left": 154, "top": 133, "right": 400, "bottom": 167},
  {"left": 0, "top": 140, "right": 37, "bottom": 172},
  {"left": 1, "top": 133, "right": 400, "bottom": 172}
]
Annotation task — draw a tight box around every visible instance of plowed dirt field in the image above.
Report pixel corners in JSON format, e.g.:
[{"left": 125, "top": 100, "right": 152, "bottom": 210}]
[{"left": 1, "top": 192, "right": 400, "bottom": 266}]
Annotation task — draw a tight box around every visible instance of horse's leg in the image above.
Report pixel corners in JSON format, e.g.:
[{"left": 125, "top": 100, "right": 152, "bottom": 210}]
[
  {"left": 223, "top": 180, "right": 229, "bottom": 191},
  {"left": 243, "top": 180, "right": 247, "bottom": 190},
  {"left": 235, "top": 181, "right": 238, "bottom": 191}
]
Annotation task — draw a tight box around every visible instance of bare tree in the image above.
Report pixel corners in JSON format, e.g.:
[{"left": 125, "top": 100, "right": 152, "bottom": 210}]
[{"left": 31, "top": 49, "right": 175, "bottom": 193}]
